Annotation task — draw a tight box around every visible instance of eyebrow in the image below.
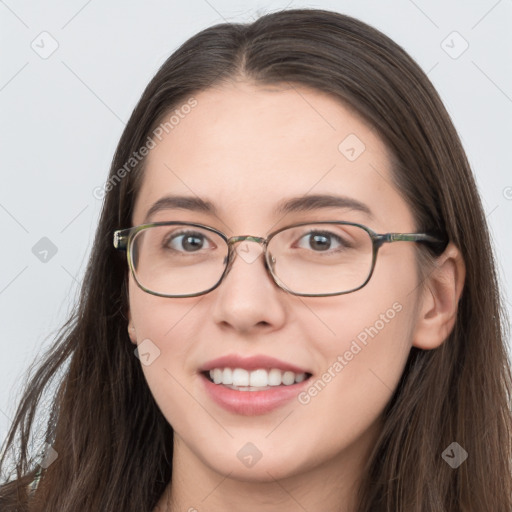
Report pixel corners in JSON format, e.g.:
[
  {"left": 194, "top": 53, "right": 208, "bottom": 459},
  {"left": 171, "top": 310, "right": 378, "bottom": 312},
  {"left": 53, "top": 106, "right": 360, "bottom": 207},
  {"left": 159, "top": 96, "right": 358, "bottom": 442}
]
[
  {"left": 144, "top": 196, "right": 217, "bottom": 223},
  {"left": 143, "top": 193, "right": 373, "bottom": 224}
]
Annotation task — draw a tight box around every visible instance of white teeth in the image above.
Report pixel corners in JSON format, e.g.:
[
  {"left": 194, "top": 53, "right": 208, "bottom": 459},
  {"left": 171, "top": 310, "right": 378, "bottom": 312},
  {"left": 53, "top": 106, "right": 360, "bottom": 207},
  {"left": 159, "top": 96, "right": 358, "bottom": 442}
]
[
  {"left": 207, "top": 367, "right": 308, "bottom": 388},
  {"left": 249, "top": 369, "right": 268, "bottom": 387},
  {"left": 282, "top": 371, "right": 295, "bottom": 386},
  {"left": 294, "top": 372, "right": 306, "bottom": 383},
  {"left": 232, "top": 368, "right": 249, "bottom": 387},
  {"left": 222, "top": 368, "right": 233, "bottom": 385},
  {"left": 212, "top": 368, "right": 223, "bottom": 384},
  {"left": 268, "top": 368, "right": 282, "bottom": 386}
]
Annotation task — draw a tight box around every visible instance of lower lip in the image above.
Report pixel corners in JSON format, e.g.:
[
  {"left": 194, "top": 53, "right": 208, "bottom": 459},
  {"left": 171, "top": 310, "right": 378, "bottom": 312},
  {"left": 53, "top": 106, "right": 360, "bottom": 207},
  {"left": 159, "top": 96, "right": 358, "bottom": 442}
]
[{"left": 200, "top": 373, "right": 311, "bottom": 416}]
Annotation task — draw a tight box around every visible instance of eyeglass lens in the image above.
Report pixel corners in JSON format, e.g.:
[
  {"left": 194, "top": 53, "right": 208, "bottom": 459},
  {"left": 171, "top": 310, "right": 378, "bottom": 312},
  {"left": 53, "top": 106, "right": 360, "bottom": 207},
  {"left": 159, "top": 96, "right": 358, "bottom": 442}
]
[{"left": 130, "top": 223, "right": 374, "bottom": 296}]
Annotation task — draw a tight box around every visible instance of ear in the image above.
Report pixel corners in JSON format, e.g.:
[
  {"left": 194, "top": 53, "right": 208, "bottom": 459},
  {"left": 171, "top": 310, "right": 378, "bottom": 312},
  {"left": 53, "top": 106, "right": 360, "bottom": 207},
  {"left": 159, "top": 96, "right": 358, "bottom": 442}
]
[
  {"left": 127, "top": 310, "right": 138, "bottom": 345},
  {"left": 412, "top": 242, "right": 466, "bottom": 350}
]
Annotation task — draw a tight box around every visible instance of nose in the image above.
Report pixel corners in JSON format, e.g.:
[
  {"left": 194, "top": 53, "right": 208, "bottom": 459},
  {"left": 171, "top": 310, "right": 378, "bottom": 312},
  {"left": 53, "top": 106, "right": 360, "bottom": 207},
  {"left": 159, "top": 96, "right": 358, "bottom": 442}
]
[{"left": 210, "top": 238, "right": 287, "bottom": 334}]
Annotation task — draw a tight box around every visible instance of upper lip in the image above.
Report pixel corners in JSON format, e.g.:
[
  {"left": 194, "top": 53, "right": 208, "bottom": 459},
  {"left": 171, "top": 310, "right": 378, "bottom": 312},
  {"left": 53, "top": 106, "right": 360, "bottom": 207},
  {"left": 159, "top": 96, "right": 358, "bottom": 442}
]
[{"left": 200, "top": 354, "right": 311, "bottom": 374}]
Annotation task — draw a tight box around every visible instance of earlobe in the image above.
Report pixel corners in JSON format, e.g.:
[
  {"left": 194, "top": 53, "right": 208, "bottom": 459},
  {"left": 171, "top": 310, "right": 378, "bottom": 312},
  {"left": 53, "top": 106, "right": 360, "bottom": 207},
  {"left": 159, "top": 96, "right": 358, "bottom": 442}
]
[{"left": 412, "top": 242, "right": 466, "bottom": 350}]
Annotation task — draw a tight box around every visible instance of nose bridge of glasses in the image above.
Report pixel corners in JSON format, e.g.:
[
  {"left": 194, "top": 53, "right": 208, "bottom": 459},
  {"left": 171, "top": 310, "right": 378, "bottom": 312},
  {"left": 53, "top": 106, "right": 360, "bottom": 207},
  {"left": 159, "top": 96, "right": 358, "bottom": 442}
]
[
  {"left": 227, "top": 235, "right": 267, "bottom": 246},
  {"left": 225, "top": 235, "right": 271, "bottom": 269}
]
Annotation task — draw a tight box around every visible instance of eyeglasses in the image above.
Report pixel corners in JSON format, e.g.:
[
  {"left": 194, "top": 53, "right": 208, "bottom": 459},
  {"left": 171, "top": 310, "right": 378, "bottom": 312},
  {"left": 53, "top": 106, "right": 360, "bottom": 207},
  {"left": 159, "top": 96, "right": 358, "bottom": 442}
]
[{"left": 113, "top": 221, "right": 445, "bottom": 298}]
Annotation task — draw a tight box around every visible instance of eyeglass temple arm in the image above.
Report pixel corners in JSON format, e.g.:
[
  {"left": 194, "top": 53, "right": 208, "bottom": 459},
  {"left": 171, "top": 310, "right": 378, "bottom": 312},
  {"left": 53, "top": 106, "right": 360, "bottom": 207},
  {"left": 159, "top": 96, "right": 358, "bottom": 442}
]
[
  {"left": 113, "top": 230, "right": 130, "bottom": 251},
  {"left": 375, "top": 232, "right": 446, "bottom": 246}
]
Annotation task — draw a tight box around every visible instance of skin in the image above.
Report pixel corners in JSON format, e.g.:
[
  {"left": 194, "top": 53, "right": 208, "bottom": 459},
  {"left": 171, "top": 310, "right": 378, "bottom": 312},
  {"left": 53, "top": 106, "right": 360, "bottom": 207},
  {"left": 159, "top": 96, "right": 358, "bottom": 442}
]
[{"left": 126, "top": 80, "right": 465, "bottom": 512}]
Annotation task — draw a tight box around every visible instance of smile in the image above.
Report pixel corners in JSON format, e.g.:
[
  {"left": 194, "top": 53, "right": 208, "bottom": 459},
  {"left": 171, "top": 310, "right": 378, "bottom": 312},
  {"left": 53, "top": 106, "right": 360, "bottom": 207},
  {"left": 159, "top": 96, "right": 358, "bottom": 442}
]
[
  {"left": 199, "top": 354, "right": 313, "bottom": 415},
  {"left": 205, "top": 367, "right": 309, "bottom": 390}
]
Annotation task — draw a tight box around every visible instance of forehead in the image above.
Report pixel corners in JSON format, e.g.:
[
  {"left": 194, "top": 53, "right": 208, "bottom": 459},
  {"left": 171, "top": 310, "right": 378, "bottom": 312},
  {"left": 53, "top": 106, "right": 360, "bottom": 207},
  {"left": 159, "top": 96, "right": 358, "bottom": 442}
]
[{"left": 132, "top": 81, "right": 414, "bottom": 233}]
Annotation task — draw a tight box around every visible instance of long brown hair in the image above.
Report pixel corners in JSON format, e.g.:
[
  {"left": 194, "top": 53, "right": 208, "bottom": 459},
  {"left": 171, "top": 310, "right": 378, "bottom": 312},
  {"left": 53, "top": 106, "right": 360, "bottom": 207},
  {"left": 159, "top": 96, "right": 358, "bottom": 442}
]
[{"left": 1, "top": 8, "right": 511, "bottom": 511}]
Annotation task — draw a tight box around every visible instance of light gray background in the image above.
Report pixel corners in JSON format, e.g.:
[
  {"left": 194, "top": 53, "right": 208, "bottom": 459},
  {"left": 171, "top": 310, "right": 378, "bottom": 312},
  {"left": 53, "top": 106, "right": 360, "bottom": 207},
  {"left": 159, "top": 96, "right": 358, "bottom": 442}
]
[{"left": 1, "top": 0, "right": 511, "bottom": 446}]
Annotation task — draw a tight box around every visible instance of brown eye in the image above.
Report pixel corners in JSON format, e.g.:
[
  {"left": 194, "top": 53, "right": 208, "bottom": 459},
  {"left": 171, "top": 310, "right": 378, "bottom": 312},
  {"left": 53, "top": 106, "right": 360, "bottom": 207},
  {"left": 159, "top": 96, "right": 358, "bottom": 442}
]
[
  {"left": 164, "top": 231, "right": 215, "bottom": 252},
  {"left": 295, "top": 230, "right": 348, "bottom": 252}
]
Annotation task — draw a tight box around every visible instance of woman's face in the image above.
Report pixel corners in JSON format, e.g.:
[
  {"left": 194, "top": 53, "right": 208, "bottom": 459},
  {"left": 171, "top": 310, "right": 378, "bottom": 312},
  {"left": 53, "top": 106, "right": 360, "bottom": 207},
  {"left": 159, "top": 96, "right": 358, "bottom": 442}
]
[{"left": 127, "top": 81, "right": 424, "bottom": 485}]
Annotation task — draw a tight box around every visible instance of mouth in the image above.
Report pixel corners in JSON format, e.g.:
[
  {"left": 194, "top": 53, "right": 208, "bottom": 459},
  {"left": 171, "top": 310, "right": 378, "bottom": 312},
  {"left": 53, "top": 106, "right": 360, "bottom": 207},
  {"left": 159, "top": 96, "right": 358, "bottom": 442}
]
[
  {"left": 202, "top": 367, "right": 313, "bottom": 391},
  {"left": 198, "top": 354, "right": 314, "bottom": 415}
]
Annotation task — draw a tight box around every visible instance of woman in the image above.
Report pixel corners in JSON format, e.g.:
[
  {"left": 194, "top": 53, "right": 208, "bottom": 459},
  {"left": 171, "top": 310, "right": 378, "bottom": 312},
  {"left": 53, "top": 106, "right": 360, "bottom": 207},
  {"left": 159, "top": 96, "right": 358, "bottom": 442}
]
[{"left": 1, "top": 8, "right": 511, "bottom": 512}]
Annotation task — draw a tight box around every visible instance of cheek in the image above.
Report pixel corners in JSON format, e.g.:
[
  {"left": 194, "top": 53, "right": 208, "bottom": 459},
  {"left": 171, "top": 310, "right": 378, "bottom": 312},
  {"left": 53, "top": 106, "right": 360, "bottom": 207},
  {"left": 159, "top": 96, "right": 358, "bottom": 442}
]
[
  {"left": 288, "top": 297, "right": 414, "bottom": 474},
  {"left": 304, "top": 300, "right": 413, "bottom": 402},
  {"left": 127, "top": 278, "right": 203, "bottom": 421},
  {"left": 128, "top": 272, "right": 202, "bottom": 348},
  {"left": 297, "top": 252, "right": 419, "bottom": 432}
]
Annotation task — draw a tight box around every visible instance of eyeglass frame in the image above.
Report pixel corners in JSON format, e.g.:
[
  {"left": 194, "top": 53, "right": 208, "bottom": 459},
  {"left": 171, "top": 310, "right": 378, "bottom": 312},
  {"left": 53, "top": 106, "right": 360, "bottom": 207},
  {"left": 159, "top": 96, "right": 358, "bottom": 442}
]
[{"left": 113, "top": 220, "right": 446, "bottom": 298}]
